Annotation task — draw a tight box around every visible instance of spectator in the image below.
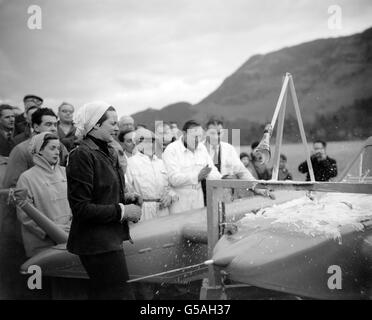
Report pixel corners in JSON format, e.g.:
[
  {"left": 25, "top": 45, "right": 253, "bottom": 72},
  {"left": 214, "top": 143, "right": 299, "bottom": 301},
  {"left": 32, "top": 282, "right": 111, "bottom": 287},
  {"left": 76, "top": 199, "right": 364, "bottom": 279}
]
[
  {"left": 204, "top": 120, "right": 254, "bottom": 179},
  {"left": 277, "top": 154, "right": 293, "bottom": 180},
  {"left": 119, "top": 115, "right": 135, "bottom": 132},
  {"left": 16, "top": 132, "right": 72, "bottom": 257},
  {"left": 118, "top": 128, "right": 136, "bottom": 159},
  {"left": 154, "top": 121, "right": 174, "bottom": 158},
  {"left": 14, "top": 94, "right": 43, "bottom": 144},
  {"left": 170, "top": 122, "right": 182, "bottom": 140},
  {"left": 3, "top": 108, "right": 68, "bottom": 188},
  {"left": 239, "top": 152, "right": 250, "bottom": 168},
  {"left": 126, "top": 128, "right": 178, "bottom": 221},
  {"left": 204, "top": 120, "right": 265, "bottom": 202},
  {"left": 0, "top": 104, "right": 15, "bottom": 157},
  {"left": 298, "top": 140, "right": 337, "bottom": 181},
  {"left": 66, "top": 101, "right": 141, "bottom": 299},
  {"left": 163, "top": 120, "right": 221, "bottom": 214},
  {"left": 57, "top": 102, "right": 77, "bottom": 151}
]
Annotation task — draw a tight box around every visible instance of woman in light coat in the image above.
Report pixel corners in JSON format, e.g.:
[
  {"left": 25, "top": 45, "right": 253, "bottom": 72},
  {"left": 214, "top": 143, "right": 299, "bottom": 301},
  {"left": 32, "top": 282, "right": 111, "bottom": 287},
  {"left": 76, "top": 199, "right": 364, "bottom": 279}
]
[{"left": 16, "top": 132, "right": 72, "bottom": 257}]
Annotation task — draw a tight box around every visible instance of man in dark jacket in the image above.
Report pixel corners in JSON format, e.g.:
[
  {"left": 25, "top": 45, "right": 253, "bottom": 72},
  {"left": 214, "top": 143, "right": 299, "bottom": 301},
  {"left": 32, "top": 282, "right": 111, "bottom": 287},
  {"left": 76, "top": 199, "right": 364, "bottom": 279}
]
[
  {"left": 0, "top": 104, "right": 15, "bottom": 157},
  {"left": 3, "top": 108, "right": 69, "bottom": 188},
  {"left": 298, "top": 140, "right": 337, "bottom": 181}
]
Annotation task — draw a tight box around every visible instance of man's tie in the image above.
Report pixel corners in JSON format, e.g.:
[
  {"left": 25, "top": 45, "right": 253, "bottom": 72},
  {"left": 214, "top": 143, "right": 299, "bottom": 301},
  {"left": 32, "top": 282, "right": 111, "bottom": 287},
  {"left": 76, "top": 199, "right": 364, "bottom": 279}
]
[
  {"left": 6, "top": 131, "right": 12, "bottom": 141},
  {"left": 212, "top": 145, "right": 217, "bottom": 165}
]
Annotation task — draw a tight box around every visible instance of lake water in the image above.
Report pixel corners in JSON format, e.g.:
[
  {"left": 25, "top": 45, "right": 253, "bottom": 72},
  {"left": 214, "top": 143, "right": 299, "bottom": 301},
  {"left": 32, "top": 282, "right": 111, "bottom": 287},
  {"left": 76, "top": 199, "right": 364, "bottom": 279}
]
[{"left": 236, "top": 140, "right": 364, "bottom": 181}]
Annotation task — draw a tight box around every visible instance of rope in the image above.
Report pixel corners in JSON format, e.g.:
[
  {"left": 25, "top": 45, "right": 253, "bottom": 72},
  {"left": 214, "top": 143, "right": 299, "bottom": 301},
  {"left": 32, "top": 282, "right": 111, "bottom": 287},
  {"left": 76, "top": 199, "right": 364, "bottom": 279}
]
[{"left": 127, "top": 260, "right": 214, "bottom": 283}]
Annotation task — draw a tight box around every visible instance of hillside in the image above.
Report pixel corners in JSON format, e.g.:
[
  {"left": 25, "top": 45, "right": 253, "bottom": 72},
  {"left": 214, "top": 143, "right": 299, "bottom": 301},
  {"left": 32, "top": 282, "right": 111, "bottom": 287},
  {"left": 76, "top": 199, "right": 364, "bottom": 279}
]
[{"left": 132, "top": 27, "right": 372, "bottom": 139}]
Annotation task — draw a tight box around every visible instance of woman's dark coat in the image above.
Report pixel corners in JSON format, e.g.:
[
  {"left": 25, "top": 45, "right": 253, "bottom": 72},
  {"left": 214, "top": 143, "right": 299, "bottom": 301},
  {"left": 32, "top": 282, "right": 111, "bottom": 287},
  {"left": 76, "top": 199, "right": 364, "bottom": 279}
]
[{"left": 66, "top": 136, "right": 129, "bottom": 255}]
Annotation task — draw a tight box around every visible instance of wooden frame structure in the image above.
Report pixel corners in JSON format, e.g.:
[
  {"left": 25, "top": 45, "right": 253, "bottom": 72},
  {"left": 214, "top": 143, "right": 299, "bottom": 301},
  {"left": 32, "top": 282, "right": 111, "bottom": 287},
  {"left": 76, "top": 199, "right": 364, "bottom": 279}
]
[{"left": 269, "top": 73, "right": 315, "bottom": 181}]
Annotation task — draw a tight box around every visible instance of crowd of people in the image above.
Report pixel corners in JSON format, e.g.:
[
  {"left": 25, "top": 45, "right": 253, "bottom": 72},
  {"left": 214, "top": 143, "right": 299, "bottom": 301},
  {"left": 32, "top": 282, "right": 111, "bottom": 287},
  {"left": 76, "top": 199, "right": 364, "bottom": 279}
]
[{"left": 0, "top": 96, "right": 338, "bottom": 299}]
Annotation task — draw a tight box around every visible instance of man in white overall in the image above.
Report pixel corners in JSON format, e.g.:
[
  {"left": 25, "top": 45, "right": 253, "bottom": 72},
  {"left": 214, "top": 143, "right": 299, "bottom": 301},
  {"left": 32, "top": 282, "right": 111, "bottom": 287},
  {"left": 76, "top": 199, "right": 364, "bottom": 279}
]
[{"left": 163, "top": 120, "right": 221, "bottom": 214}]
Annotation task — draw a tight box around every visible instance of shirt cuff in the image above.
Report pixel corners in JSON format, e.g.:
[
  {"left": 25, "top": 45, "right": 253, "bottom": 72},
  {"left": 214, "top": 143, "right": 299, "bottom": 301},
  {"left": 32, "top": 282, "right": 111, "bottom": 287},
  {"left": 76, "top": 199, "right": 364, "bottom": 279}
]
[{"left": 118, "top": 203, "right": 126, "bottom": 222}]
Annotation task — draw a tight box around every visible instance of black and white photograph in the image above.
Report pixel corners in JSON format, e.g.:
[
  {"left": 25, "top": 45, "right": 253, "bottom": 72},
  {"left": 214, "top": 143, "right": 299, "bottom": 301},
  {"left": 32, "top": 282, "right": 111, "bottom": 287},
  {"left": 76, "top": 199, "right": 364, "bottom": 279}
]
[{"left": 0, "top": 0, "right": 371, "bottom": 306}]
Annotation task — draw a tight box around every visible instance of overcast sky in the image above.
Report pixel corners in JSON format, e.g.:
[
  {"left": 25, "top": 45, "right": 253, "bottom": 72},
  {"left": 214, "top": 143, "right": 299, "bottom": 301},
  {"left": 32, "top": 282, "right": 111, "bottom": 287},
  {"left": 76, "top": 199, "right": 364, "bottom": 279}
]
[{"left": 0, "top": 0, "right": 371, "bottom": 117}]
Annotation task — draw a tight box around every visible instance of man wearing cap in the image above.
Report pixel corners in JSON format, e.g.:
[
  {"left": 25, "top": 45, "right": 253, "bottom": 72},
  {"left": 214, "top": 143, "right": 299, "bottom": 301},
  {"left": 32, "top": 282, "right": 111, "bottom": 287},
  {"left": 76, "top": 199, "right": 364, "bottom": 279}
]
[
  {"left": 126, "top": 128, "right": 178, "bottom": 221},
  {"left": 14, "top": 94, "right": 43, "bottom": 144}
]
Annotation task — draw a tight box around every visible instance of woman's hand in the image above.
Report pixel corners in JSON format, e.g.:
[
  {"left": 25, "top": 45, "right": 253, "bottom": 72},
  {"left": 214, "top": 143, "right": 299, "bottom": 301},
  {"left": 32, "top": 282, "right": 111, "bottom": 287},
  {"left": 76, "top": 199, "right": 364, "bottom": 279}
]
[
  {"left": 58, "top": 224, "right": 71, "bottom": 234},
  {"left": 124, "top": 204, "right": 142, "bottom": 223}
]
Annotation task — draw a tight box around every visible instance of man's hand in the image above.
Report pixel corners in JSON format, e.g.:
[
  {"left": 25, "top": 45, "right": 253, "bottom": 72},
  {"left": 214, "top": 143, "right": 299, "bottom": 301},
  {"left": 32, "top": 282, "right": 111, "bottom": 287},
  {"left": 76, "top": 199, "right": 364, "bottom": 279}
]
[
  {"left": 222, "top": 174, "right": 237, "bottom": 180},
  {"left": 125, "top": 192, "right": 143, "bottom": 206},
  {"left": 6, "top": 188, "right": 28, "bottom": 206},
  {"left": 264, "top": 124, "right": 273, "bottom": 136},
  {"left": 253, "top": 188, "right": 275, "bottom": 200},
  {"left": 160, "top": 193, "right": 172, "bottom": 208},
  {"left": 198, "top": 165, "right": 212, "bottom": 182},
  {"left": 13, "top": 188, "right": 28, "bottom": 202},
  {"left": 124, "top": 204, "right": 142, "bottom": 223}
]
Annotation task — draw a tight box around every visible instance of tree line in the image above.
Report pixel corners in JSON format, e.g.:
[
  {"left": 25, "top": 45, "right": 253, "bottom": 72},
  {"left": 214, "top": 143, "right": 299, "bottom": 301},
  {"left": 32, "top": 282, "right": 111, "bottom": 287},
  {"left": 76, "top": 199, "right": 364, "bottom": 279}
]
[{"left": 227, "top": 96, "right": 372, "bottom": 145}]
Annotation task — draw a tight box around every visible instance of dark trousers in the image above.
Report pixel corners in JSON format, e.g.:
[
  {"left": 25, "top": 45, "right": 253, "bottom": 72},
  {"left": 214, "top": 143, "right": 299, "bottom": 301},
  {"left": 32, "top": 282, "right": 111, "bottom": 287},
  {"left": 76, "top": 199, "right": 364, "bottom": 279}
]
[{"left": 79, "top": 250, "right": 134, "bottom": 300}]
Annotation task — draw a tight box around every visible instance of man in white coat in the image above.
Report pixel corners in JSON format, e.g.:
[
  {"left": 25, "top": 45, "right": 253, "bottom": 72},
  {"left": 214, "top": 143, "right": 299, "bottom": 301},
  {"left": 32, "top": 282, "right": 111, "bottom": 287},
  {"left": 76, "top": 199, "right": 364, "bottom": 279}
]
[
  {"left": 204, "top": 119, "right": 254, "bottom": 180},
  {"left": 204, "top": 119, "right": 272, "bottom": 200},
  {"left": 126, "top": 128, "right": 178, "bottom": 221},
  {"left": 163, "top": 120, "right": 221, "bottom": 214}
]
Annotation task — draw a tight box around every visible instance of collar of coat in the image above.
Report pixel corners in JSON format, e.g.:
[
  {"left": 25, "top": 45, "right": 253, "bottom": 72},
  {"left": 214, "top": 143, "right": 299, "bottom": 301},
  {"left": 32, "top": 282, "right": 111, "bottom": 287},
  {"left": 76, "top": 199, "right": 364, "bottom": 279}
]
[
  {"left": 80, "top": 136, "right": 104, "bottom": 151},
  {"left": 32, "top": 153, "right": 59, "bottom": 173},
  {"left": 79, "top": 136, "right": 118, "bottom": 163}
]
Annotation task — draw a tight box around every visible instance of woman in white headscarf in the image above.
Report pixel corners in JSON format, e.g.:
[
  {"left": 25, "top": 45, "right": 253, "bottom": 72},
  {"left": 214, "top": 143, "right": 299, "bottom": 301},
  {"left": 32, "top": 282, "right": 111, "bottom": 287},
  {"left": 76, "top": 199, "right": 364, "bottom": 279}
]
[
  {"left": 16, "top": 132, "right": 72, "bottom": 257},
  {"left": 66, "top": 101, "right": 142, "bottom": 300}
]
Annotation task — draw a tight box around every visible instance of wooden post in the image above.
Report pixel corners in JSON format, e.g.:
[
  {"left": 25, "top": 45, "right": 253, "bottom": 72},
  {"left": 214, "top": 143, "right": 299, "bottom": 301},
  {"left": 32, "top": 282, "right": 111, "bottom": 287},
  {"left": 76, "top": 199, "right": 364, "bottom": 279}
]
[
  {"left": 272, "top": 88, "right": 287, "bottom": 181},
  {"left": 338, "top": 137, "right": 372, "bottom": 181},
  {"left": 270, "top": 73, "right": 290, "bottom": 128},
  {"left": 288, "top": 74, "right": 315, "bottom": 182},
  {"left": 206, "top": 181, "right": 224, "bottom": 287}
]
